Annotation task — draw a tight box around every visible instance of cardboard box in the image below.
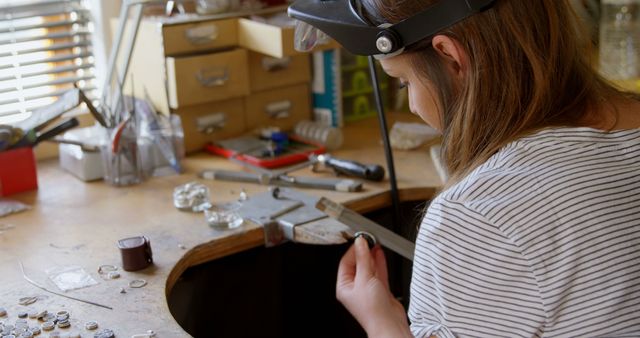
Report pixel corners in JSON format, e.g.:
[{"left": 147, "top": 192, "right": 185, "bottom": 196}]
[{"left": 0, "top": 147, "right": 38, "bottom": 196}]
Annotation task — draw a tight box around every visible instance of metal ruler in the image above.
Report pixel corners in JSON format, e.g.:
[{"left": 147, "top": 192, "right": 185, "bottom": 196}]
[{"left": 316, "top": 197, "right": 415, "bottom": 261}]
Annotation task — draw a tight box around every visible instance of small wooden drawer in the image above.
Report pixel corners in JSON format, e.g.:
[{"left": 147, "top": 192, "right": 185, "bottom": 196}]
[
  {"left": 173, "top": 98, "right": 246, "bottom": 153},
  {"left": 244, "top": 83, "right": 311, "bottom": 131},
  {"left": 238, "top": 17, "right": 338, "bottom": 58},
  {"left": 167, "top": 48, "right": 250, "bottom": 108},
  {"left": 248, "top": 52, "right": 311, "bottom": 92},
  {"left": 162, "top": 18, "right": 238, "bottom": 56}
]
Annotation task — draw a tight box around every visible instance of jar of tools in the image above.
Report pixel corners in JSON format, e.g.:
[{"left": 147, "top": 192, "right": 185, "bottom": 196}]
[
  {"left": 100, "top": 114, "right": 144, "bottom": 186},
  {"left": 100, "top": 96, "right": 184, "bottom": 186}
]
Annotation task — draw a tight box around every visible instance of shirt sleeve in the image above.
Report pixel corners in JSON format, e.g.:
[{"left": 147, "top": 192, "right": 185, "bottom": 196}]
[{"left": 408, "top": 197, "right": 546, "bottom": 338}]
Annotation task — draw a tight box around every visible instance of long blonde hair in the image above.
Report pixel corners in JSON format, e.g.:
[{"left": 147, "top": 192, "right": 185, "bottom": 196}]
[{"left": 364, "top": 0, "right": 632, "bottom": 187}]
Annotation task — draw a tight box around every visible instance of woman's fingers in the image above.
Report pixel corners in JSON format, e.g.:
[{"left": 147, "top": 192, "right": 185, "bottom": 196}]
[
  {"left": 372, "top": 245, "right": 390, "bottom": 290},
  {"left": 354, "top": 236, "right": 375, "bottom": 283},
  {"left": 337, "top": 241, "right": 357, "bottom": 289}
]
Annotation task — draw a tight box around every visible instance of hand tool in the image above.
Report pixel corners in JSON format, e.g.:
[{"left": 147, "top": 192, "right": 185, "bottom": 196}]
[
  {"left": 9, "top": 117, "right": 80, "bottom": 149},
  {"left": 312, "top": 154, "right": 385, "bottom": 181},
  {"left": 315, "top": 197, "right": 415, "bottom": 261},
  {"left": 74, "top": 83, "right": 110, "bottom": 128},
  {"left": 33, "top": 117, "right": 80, "bottom": 146},
  {"left": 47, "top": 137, "right": 100, "bottom": 152},
  {"left": 200, "top": 149, "right": 362, "bottom": 192}
]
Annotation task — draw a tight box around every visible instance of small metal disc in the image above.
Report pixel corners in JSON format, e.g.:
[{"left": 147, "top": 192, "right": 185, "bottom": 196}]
[
  {"left": 14, "top": 326, "right": 28, "bottom": 334},
  {"left": 35, "top": 310, "right": 47, "bottom": 319},
  {"left": 19, "top": 330, "right": 33, "bottom": 337},
  {"left": 27, "top": 311, "right": 38, "bottom": 319},
  {"left": 0, "top": 307, "right": 6, "bottom": 316},
  {"left": 29, "top": 326, "right": 41, "bottom": 335},
  {"left": 56, "top": 320, "right": 70, "bottom": 329},
  {"left": 17, "top": 312, "right": 28, "bottom": 319},
  {"left": 354, "top": 231, "right": 377, "bottom": 249},
  {"left": 48, "top": 331, "right": 62, "bottom": 338},
  {"left": 97, "top": 265, "right": 118, "bottom": 274},
  {"left": 128, "top": 279, "right": 147, "bottom": 288},
  {"left": 18, "top": 297, "right": 37, "bottom": 306},
  {"left": 94, "top": 328, "right": 115, "bottom": 338},
  {"left": 41, "top": 313, "right": 55, "bottom": 323},
  {"left": 42, "top": 321, "right": 55, "bottom": 331},
  {"left": 84, "top": 321, "right": 98, "bottom": 330},
  {"left": 107, "top": 271, "right": 120, "bottom": 279}
]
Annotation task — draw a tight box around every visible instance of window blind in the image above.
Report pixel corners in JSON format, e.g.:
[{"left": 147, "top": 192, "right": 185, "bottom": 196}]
[{"left": 0, "top": 0, "right": 96, "bottom": 124}]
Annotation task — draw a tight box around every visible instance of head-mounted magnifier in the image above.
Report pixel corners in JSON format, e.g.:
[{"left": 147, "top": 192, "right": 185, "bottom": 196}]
[{"left": 288, "top": 0, "right": 496, "bottom": 58}]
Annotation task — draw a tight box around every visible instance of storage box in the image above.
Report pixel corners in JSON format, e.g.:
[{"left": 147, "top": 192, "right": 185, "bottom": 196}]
[
  {"left": 58, "top": 127, "right": 105, "bottom": 181},
  {"left": 0, "top": 147, "right": 38, "bottom": 196}
]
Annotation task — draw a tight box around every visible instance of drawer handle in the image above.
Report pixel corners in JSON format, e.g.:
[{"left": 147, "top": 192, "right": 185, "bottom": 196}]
[
  {"left": 184, "top": 24, "right": 219, "bottom": 45},
  {"left": 265, "top": 100, "right": 292, "bottom": 119},
  {"left": 196, "top": 67, "right": 229, "bottom": 87},
  {"left": 196, "top": 112, "right": 226, "bottom": 134},
  {"left": 261, "top": 56, "right": 292, "bottom": 72}
]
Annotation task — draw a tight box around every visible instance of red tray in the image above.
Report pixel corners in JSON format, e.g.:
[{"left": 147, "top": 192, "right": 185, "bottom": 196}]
[{"left": 205, "top": 135, "right": 325, "bottom": 169}]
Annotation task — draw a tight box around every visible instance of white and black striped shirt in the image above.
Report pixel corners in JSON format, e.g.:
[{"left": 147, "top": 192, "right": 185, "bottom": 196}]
[{"left": 409, "top": 127, "right": 640, "bottom": 338}]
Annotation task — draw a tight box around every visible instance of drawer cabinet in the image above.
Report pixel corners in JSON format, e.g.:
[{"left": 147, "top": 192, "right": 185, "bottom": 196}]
[
  {"left": 167, "top": 48, "right": 249, "bottom": 108},
  {"left": 237, "top": 17, "right": 338, "bottom": 58},
  {"left": 162, "top": 18, "right": 237, "bottom": 56},
  {"left": 248, "top": 52, "right": 311, "bottom": 92},
  {"left": 174, "top": 98, "right": 245, "bottom": 152},
  {"left": 244, "top": 83, "right": 310, "bottom": 131},
  {"left": 126, "top": 12, "right": 317, "bottom": 153}
]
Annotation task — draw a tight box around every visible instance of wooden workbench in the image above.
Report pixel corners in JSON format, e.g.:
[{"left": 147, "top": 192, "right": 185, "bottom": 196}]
[{"left": 0, "top": 113, "right": 442, "bottom": 337}]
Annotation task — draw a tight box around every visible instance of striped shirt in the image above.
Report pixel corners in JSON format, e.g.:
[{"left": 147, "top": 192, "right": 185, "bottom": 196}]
[{"left": 409, "top": 127, "right": 640, "bottom": 338}]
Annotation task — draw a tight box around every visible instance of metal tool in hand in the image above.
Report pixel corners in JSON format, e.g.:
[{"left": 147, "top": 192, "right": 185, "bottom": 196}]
[
  {"left": 199, "top": 155, "right": 364, "bottom": 192},
  {"left": 316, "top": 197, "right": 415, "bottom": 261}
]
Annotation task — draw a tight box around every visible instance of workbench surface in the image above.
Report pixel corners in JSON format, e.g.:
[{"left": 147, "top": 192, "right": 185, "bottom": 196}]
[{"left": 0, "top": 113, "right": 442, "bottom": 337}]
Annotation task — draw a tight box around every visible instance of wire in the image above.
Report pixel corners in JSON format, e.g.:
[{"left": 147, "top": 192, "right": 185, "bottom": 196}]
[
  {"left": 19, "top": 262, "right": 113, "bottom": 310},
  {"left": 368, "top": 56, "right": 401, "bottom": 228}
]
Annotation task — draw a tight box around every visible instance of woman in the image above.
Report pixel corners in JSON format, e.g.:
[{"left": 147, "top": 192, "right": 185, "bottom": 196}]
[{"left": 336, "top": 1, "right": 640, "bottom": 337}]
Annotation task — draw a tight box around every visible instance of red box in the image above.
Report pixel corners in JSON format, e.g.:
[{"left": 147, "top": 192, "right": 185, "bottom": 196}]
[{"left": 0, "top": 147, "right": 38, "bottom": 196}]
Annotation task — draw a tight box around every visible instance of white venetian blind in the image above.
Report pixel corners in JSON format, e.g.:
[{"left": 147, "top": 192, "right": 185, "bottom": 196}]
[{"left": 0, "top": 0, "right": 96, "bottom": 124}]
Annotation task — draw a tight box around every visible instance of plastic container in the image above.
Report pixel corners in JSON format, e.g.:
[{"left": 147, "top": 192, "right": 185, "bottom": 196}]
[
  {"left": 293, "top": 120, "right": 343, "bottom": 151},
  {"left": 0, "top": 147, "right": 37, "bottom": 196},
  {"left": 599, "top": 0, "right": 640, "bottom": 80},
  {"left": 58, "top": 126, "right": 105, "bottom": 181}
]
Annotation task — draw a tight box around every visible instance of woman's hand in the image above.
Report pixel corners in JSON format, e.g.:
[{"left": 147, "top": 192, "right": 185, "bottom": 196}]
[{"left": 336, "top": 237, "right": 413, "bottom": 338}]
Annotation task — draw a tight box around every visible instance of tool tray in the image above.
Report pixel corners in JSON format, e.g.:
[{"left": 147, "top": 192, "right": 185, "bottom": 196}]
[{"left": 205, "top": 134, "right": 325, "bottom": 169}]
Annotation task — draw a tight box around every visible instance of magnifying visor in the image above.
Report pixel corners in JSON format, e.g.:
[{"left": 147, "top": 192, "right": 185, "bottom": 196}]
[{"left": 288, "top": 0, "right": 496, "bottom": 58}]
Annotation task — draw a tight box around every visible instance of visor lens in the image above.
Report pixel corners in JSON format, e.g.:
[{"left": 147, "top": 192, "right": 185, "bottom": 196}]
[{"left": 294, "top": 20, "right": 329, "bottom": 52}]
